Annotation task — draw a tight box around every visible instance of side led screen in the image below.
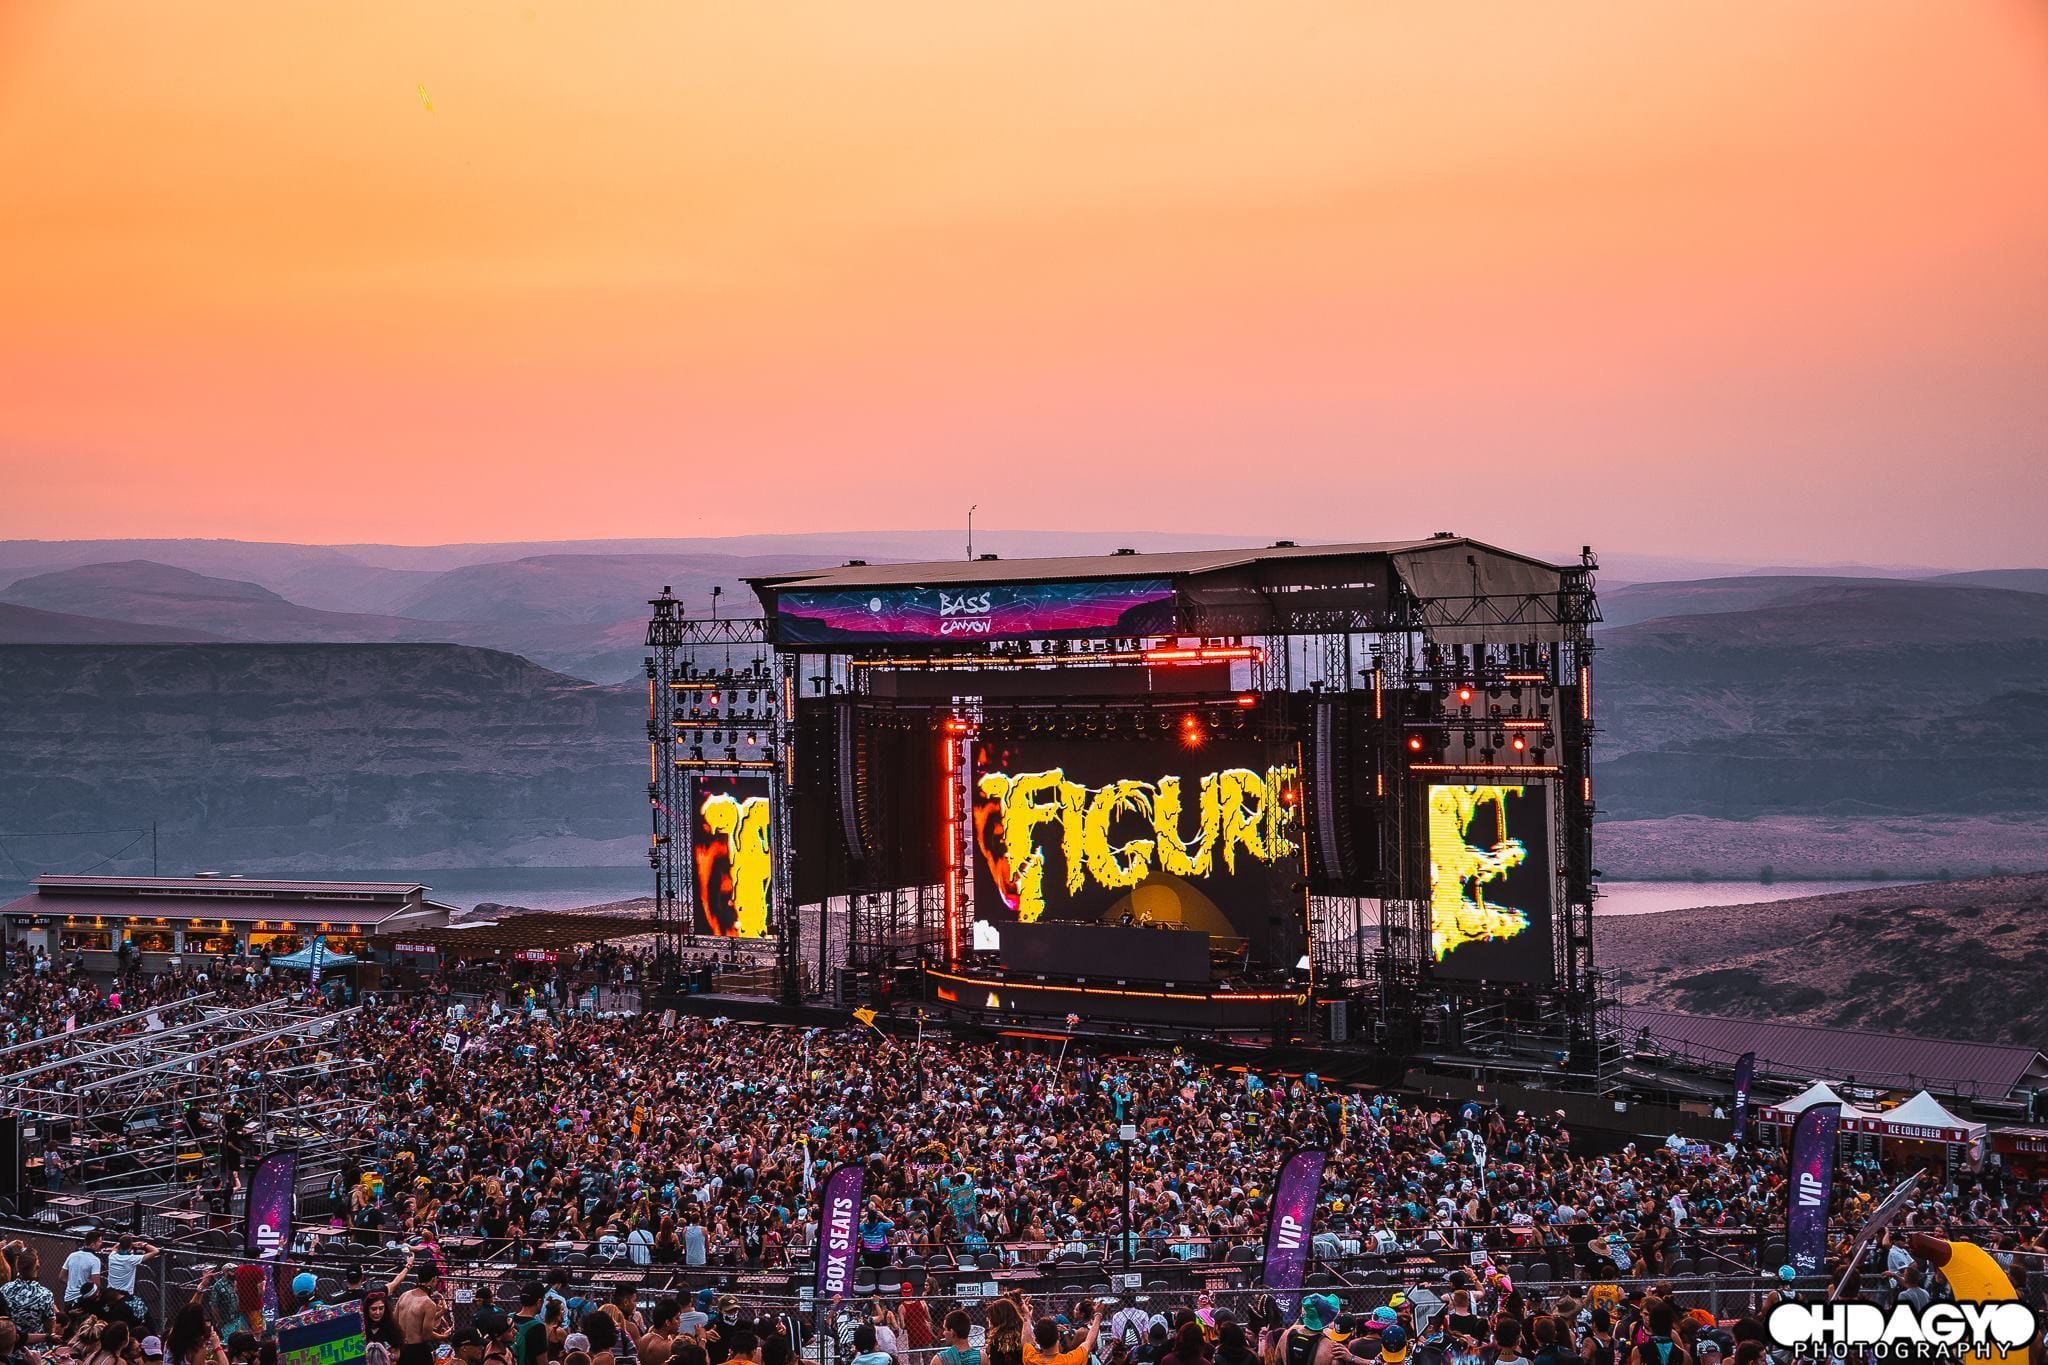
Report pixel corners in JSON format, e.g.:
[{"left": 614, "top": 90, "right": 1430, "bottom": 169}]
[
  {"left": 970, "top": 737, "right": 1304, "bottom": 967},
  {"left": 692, "top": 775, "right": 773, "bottom": 938},
  {"left": 1426, "top": 782, "right": 1554, "bottom": 984}
]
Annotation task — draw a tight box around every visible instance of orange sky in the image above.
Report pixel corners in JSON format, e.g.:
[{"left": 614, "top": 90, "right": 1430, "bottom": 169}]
[{"left": 2, "top": 1, "right": 2045, "bottom": 565}]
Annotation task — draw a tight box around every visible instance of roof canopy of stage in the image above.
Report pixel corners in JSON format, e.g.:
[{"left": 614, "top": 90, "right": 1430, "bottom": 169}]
[{"left": 745, "top": 535, "right": 1588, "bottom": 647}]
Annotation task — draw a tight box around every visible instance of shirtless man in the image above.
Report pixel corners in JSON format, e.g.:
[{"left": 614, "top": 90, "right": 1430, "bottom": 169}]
[{"left": 393, "top": 1262, "right": 452, "bottom": 1365}]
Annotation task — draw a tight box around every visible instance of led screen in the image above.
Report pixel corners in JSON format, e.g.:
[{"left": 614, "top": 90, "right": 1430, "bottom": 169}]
[
  {"left": 776, "top": 578, "right": 1175, "bottom": 646},
  {"left": 692, "top": 775, "right": 773, "bottom": 938},
  {"left": 1426, "top": 782, "right": 1554, "bottom": 984},
  {"left": 970, "top": 737, "right": 1304, "bottom": 967}
]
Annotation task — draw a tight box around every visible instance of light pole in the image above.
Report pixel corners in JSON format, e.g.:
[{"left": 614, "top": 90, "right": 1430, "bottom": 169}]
[{"left": 1119, "top": 1121, "right": 1137, "bottom": 1274}]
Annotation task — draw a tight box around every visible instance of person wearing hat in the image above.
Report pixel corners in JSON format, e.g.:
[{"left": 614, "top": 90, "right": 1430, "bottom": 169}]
[
  {"left": 292, "top": 1273, "right": 323, "bottom": 1310},
  {"left": 1279, "top": 1296, "right": 1343, "bottom": 1365},
  {"left": 450, "top": 1327, "right": 488, "bottom": 1365},
  {"left": 475, "top": 1313, "right": 517, "bottom": 1365},
  {"left": 1377, "top": 1327, "right": 1409, "bottom": 1365}
]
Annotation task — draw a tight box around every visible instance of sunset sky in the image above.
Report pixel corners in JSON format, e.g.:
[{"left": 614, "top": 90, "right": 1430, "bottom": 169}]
[{"left": 2, "top": 2, "right": 2045, "bottom": 566}]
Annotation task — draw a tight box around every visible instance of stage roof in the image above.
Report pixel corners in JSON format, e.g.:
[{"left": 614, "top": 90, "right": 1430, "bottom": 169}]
[
  {"left": 747, "top": 536, "right": 1566, "bottom": 591},
  {"left": 380, "top": 911, "right": 656, "bottom": 952},
  {"left": 747, "top": 535, "right": 1585, "bottom": 645}
]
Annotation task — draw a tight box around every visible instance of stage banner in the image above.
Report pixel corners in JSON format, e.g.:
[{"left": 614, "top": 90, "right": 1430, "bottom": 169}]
[
  {"left": 1786, "top": 1103, "right": 1840, "bottom": 1277},
  {"left": 276, "top": 1305, "right": 366, "bottom": 1365},
  {"left": 814, "top": 1163, "right": 866, "bottom": 1300},
  {"left": 245, "top": 1151, "right": 298, "bottom": 1257},
  {"left": 1731, "top": 1051, "right": 1757, "bottom": 1144},
  {"left": 1263, "top": 1149, "right": 1327, "bottom": 1317}
]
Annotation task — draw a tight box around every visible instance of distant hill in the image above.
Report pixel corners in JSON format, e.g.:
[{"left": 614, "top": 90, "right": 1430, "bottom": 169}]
[
  {"left": 387, "top": 551, "right": 844, "bottom": 625},
  {"left": 1596, "top": 582, "right": 2048, "bottom": 820},
  {"left": 1597, "top": 575, "right": 1902, "bottom": 629},
  {"left": 1602, "top": 874, "right": 2048, "bottom": 1048},
  {"left": 0, "top": 560, "right": 451, "bottom": 644},
  {"left": 1930, "top": 569, "right": 2048, "bottom": 595},
  {"left": 0, "top": 643, "right": 644, "bottom": 872},
  {"left": 0, "top": 601, "right": 225, "bottom": 644},
  {"left": 0, "top": 560, "right": 663, "bottom": 681}
]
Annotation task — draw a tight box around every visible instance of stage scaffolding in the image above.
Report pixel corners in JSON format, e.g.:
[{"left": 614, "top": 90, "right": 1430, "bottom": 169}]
[
  {"left": 0, "top": 993, "right": 377, "bottom": 1193},
  {"left": 644, "top": 538, "right": 1615, "bottom": 1082}
]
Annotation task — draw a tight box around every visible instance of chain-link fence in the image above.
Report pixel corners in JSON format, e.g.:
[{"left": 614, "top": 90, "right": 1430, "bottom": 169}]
[{"left": 8, "top": 1215, "right": 2044, "bottom": 1362}]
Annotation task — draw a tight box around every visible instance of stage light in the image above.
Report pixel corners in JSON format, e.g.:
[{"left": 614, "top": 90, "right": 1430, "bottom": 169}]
[
  {"left": 1408, "top": 735, "right": 1425, "bottom": 752},
  {"left": 1491, "top": 731, "right": 1506, "bottom": 749},
  {"left": 1456, "top": 687, "right": 1474, "bottom": 705},
  {"left": 1510, "top": 735, "right": 1527, "bottom": 752},
  {"left": 1180, "top": 714, "right": 1205, "bottom": 748}
]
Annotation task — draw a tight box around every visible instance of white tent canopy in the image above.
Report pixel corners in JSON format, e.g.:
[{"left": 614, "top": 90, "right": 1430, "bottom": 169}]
[
  {"left": 1768, "top": 1081, "right": 1883, "bottom": 1122},
  {"left": 1878, "top": 1090, "right": 1986, "bottom": 1141}
]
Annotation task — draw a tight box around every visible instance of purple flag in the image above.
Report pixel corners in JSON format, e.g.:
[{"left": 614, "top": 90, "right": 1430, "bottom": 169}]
[
  {"left": 1785, "top": 1103, "right": 1839, "bottom": 1277},
  {"left": 1263, "top": 1149, "right": 1327, "bottom": 1317},
  {"left": 1731, "top": 1052, "right": 1756, "bottom": 1144},
  {"left": 244, "top": 1151, "right": 298, "bottom": 1257},
  {"left": 814, "top": 1164, "right": 865, "bottom": 1300}
]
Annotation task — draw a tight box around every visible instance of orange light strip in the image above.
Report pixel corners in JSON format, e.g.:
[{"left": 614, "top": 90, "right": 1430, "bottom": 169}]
[
  {"left": 925, "top": 968, "right": 1304, "bottom": 1004},
  {"left": 942, "top": 733, "right": 960, "bottom": 964},
  {"left": 675, "top": 759, "right": 778, "bottom": 771},
  {"left": 1372, "top": 667, "right": 1383, "bottom": 720},
  {"left": 1504, "top": 673, "right": 1549, "bottom": 683},
  {"left": 1409, "top": 763, "right": 1564, "bottom": 774},
  {"left": 1580, "top": 664, "right": 1591, "bottom": 721}
]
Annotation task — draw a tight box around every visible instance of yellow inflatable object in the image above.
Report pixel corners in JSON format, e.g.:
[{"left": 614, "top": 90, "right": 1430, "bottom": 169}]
[{"left": 1906, "top": 1234, "right": 2030, "bottom": 1363}]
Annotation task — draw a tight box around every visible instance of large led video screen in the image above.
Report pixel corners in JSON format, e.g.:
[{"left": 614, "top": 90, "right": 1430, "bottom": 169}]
[
  {"left": 970, "top": 737, "right": 1304, "bottom": 967},
  {"left": 692, "top": 775, "right": 773, "bottom": 938},
  {"left": 776, "top": 578, "right": 1175, "bottom": 646},
  {"left": 1426, "top": 782, "right": 1553, "bottom": 984}
]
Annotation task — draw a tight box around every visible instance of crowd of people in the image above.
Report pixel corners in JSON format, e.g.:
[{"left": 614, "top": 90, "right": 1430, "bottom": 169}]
[{"left": 2, "top": 957, "right": 2047, "bottom": 1365}]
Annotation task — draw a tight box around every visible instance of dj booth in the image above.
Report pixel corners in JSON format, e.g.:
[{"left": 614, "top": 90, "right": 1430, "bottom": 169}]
[{"left": 999, "top": 920, "right": 1211, "bottom": 983}]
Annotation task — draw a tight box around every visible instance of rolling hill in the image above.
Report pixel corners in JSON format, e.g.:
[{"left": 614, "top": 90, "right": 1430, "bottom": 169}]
[
  {"left": 1602, "top": 874, "right": 2048, "bottom": 1047},
  {"left": 0, "top": 643, "right": 645, "bottom": 873},
  {"left": 0, "top": 560, "right": 437, "bottom": 642},
  {"left": 0, "top": 601, "right": 225, "bottom": 644}
]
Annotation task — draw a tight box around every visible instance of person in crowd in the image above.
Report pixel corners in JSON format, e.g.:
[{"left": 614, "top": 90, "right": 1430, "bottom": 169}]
[
  {"left": 392, "top": 1264, "right": 451, "bottom": 1365},
  {"left": 1, "top": 1246, "right": 57, "bottom": 1346},
  {"left": 62, "top": 1230, "right": 106, "bottom": 1308}
]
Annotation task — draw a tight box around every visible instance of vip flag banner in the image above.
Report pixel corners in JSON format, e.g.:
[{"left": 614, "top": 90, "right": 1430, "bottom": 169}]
[
  {"left": 1731, "top": 1051, "right": 1757, "bottom": 1144},
  {"left": 1263, "top": 1149, "right": 1328, "bottom": 1317},
  {"left": 245, "top": 1151, "right": 298, "bottom": 1257},
  {"left": 814, "top": 1164, "right": 866, "bottom": 1300},
  {"left": 1786, "top": 1103, "right": 1840, "bottom": 1276}
]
